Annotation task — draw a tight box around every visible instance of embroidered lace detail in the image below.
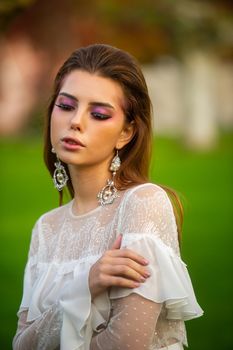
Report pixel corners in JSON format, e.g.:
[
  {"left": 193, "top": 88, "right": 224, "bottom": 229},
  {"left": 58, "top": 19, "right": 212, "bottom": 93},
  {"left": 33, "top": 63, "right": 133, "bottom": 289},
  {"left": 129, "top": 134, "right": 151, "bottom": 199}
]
[
  {"left": 119, "top": 187, "right": 180, "bottom": 256},
  {"left": 36, "top": 303, "right": 62, "bottom": 350},
  {"left": 36, "top": 196, "right": 122, "bottom": 264},
  {"left": 13, "top": 305, "right": 62, "bottom": 350}
]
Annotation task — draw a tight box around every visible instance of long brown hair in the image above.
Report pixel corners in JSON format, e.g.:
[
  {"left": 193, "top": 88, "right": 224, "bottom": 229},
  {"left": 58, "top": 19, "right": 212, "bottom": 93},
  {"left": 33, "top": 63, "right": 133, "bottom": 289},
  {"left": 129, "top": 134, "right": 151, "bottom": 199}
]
[{"left": 44, "top": 44, "right": 183, "bottom": 241}]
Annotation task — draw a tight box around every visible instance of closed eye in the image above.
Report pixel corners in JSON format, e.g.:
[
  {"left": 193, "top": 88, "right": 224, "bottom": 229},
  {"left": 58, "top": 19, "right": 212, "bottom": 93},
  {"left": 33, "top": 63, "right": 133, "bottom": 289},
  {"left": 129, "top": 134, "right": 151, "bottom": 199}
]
[
  {"left": 55, "top": 103, "right": 75, "bottom": 111},
  {"left": 91, "top": 112, "right": 111, "bottom": 120}
]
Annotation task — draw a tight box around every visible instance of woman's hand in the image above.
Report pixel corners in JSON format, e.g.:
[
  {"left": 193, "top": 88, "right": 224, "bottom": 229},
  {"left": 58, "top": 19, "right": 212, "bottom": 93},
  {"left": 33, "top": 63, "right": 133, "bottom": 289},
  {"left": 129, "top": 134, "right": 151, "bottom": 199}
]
[{"left": 89, "top": 235, "right": 150, "bottom": 300}]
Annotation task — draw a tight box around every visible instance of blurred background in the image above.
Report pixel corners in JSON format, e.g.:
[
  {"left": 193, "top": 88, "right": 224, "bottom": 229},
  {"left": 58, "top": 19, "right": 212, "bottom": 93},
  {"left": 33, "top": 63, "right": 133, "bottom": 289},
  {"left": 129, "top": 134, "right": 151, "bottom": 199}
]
[{"left": 1, "top": 0, "right": 233, "bottom": 349}]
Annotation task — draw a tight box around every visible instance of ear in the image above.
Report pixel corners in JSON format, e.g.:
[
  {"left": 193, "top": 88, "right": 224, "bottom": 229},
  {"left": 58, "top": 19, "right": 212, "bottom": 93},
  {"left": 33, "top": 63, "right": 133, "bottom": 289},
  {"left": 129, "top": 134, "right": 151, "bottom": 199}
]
[{"left": 116, "top": 121, "right": 135, "bottom": 150}]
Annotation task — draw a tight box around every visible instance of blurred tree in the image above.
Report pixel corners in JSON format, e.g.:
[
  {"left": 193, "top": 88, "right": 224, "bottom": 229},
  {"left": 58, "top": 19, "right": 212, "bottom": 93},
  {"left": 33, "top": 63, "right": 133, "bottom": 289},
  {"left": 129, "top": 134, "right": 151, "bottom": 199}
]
[
  {"left": 1, "top": 0, "right": 233, "bottom": 62},
  {"left": 0, "top": 0, "right": 232, "bottom": 136},
  {"left": 0, "top": 0, "right": 35, "bottom": 31}
]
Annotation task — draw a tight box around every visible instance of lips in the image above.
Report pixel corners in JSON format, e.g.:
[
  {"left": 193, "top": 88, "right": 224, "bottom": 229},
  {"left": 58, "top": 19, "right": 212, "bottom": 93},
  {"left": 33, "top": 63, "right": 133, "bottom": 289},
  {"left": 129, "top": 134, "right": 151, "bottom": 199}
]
[{"left": 62, "top": 137, "right": 85, "bottom": 147}]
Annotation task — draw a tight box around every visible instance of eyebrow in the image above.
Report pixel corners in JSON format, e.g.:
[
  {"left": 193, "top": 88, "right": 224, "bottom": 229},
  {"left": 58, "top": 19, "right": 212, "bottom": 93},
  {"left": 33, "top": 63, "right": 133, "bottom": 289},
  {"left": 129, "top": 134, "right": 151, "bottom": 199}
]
[
  {"left": 58, "top": 92, "right": 115, "bottom": 109},
  {"left": 59, "top": 92, "right": 78, "bottom": 101}
]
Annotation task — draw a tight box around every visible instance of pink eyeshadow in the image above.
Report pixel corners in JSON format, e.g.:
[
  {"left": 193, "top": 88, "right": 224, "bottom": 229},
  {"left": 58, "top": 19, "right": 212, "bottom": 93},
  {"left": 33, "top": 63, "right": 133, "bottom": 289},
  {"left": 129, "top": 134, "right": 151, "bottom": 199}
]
[
  {"left": 92, "top": 107, "right": 111, "bottom": 115},
  {"left": 57, "top": 96, "right": 76, "bottom": 107}
]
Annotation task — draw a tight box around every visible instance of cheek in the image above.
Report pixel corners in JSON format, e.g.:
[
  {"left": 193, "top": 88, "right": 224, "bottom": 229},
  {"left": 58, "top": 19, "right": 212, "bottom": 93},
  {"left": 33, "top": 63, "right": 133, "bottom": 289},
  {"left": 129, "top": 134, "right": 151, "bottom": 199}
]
[
  {"left": 94, "top": 116, "right": 124, "bottom": 138},
  {"left": 92, "top": 124, "right": 122, "bottom": 143},
  {"left": 50, "top": 112, "right": 61, "bottom": 141},
  {"left": 50, "top": 114, "right": 55, "bottom": 133},
  {"left": 50, "top": 110, "right": 63, "bottom": 129}
]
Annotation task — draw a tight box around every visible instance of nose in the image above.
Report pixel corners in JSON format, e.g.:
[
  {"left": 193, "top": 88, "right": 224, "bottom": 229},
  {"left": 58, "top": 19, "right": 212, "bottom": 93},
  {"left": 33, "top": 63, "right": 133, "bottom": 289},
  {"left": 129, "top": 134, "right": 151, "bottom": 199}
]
[{"left": 70, "top": 107, "right": 85, "bottom": 131}]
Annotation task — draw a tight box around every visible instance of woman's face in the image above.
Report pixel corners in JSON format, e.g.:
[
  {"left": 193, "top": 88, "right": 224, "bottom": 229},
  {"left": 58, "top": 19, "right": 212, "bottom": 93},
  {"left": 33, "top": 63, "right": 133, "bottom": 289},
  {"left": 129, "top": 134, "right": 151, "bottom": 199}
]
[{"left": 50, "top": 70, "right": 133, "bottom": 172}]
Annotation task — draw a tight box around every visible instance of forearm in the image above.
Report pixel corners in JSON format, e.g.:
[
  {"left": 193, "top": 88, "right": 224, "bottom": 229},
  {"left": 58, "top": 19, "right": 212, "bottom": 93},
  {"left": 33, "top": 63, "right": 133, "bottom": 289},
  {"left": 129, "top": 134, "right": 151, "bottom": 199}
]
[
  {"left": 13, "top": 303, "right": 62, "bottom": 350},
  {"left": 90, "top": 293, "right": 162, "bottom": 350}
]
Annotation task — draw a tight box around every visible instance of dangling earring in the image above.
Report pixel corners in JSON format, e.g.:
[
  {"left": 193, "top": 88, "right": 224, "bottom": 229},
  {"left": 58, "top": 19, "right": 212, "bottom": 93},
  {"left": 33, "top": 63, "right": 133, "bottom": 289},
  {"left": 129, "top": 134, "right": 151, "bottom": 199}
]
[
  {"left": 52, "top": 148, "right": 69, "bottom": 191},
  {"left": 97, "top": 150, "right": 121, "bottom": 206}
]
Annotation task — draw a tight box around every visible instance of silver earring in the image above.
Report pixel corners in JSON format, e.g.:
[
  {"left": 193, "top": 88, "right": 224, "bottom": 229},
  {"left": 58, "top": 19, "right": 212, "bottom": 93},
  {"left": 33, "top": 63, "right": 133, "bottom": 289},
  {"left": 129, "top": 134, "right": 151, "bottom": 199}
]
[
  {"left": 97, "top": 150, "right": 121, "bottom": 206},
  {"left": 52, "top": 148, "right": 69, "bottom": 191}
]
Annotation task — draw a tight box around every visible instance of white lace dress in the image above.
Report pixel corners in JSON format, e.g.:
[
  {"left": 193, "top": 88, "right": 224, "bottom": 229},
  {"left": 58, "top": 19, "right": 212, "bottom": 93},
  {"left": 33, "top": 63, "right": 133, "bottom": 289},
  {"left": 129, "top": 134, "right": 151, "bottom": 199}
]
[{"left": 13, "top": 183, "right": 203, "bottom": 350}]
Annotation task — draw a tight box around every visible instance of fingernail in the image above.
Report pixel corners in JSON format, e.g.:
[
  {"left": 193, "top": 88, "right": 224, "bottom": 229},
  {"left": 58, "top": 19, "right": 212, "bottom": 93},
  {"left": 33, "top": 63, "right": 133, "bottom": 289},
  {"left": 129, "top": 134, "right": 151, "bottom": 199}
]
[
  {"left": 134, "top": 282, "right": 140, "bottom": 287},
  {"left": 144, "top": 271, "right": 151, "bottom": 278},
  {"left": 143, "top": 258, "right": 149, "bottom": 264},
  {"left": 140, "top": 276, "right": 146, "bottom": 282}
]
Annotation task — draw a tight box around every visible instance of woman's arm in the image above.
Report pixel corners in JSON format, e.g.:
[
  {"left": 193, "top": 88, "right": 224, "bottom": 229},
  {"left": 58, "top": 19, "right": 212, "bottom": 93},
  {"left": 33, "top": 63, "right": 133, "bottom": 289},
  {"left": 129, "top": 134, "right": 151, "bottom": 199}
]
[
  {"left": 90, "top": 184, "right": 203, "bottom": 350},
  {"left": 13, "top": 219, "right": 62, "bottom": 350},
  {"left": 88, "top": 233, "right": 160, "bottom": 350},
  {"left": 90, "top": 293, "right": 162, "bottom": 350},
  {"left": 13, "top": 303, "right": 62, "bottom": 350}
]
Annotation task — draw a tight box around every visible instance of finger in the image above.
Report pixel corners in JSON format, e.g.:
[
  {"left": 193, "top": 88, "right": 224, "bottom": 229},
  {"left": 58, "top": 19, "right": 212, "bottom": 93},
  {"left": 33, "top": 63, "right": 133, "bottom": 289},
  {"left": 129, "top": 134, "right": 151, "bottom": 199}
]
[
  {"left": 111, "top": 234, "right": 122, "bottom": 250},
  {"left": 103, "top": 275, "right": 141, "bottom": 289},
  {"left": 103, "top": 261, "right": 150, "bottom": 281},
  {"left": 114, "top": 257, "right": 151, "bottom": 278},
  {"left": 110, "top": 264, "right": 148, "bottom": 282},
  {"left": 109, "top": 248, "right": 149, "bottom": 265}
]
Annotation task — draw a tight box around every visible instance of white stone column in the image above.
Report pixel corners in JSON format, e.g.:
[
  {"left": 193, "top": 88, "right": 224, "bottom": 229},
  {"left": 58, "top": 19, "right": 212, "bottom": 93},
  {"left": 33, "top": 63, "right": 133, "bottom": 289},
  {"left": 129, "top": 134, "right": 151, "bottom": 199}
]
[{"left": 182, "top": 51, "right": 218, "bottom": 149}]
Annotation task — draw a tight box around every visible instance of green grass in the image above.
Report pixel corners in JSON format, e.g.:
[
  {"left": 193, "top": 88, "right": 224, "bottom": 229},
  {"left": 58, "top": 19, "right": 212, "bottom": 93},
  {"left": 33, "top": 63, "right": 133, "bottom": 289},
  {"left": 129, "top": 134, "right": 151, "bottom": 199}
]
[{"left": 1, "top": 133, "right": 233, "bottom": 349}]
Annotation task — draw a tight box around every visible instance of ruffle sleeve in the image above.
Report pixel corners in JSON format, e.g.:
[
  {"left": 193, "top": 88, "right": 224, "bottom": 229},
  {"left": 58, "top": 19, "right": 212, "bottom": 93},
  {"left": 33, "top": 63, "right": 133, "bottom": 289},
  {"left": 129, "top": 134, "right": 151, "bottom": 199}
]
[
  {"left": 110, "top": 234, "right": 203, "bottom": 320},
  {"left": 110, "top": 184, "right": 203, "bottom": 321}
]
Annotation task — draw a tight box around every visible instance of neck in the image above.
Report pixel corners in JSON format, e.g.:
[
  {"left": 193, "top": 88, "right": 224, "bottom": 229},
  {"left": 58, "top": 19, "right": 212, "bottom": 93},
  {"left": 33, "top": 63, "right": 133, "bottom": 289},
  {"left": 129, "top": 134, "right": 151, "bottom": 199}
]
[{"left": 68, "top": 163, "right": 111, "bottom": 215}]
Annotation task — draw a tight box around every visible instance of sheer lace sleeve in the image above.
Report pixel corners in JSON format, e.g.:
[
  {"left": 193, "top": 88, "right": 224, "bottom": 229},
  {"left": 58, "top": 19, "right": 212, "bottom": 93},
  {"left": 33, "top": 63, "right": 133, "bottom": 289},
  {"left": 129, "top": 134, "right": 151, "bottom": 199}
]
[
  {"left": 13, "top": 220, "right": 62, "bottom": 350},
  {"left": 12, "top": 305, "right": 61, "bottom": 350},
  {"left": 89, "top": 184, "right": 203, "bottom": 350},
  {"left": 90, "top": 293, "right": 162, "bottom": 350},
  {"left": 110, "top": 184, "right": 203, "bottom": 320}
]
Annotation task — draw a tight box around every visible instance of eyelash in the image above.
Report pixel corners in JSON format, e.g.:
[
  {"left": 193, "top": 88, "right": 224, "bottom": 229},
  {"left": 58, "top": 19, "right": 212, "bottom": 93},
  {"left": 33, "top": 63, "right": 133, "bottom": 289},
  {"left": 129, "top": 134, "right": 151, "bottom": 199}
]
[
  {"left": 91, "top": 112, "right": 111, "bottom": 120},
  {"left": 55, "top": 103, "right": 75, "bottom": 111},
  {"left": 55, "top": 103, "right": 111, "bottom": 120}
]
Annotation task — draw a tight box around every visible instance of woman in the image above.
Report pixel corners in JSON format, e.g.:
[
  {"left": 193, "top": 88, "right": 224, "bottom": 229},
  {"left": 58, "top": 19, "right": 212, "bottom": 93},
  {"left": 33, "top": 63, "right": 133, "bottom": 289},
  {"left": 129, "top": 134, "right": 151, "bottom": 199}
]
[{"left": 13, "top": 44, "right": 203, "bottom": 350}]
